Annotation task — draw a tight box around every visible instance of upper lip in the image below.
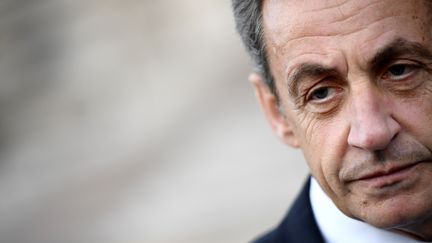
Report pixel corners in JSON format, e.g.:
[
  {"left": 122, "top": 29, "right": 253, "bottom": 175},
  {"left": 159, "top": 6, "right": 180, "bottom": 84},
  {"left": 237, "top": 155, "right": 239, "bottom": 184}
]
[{"left": 356, "top": 161, "right": 421, "bottom": 181}]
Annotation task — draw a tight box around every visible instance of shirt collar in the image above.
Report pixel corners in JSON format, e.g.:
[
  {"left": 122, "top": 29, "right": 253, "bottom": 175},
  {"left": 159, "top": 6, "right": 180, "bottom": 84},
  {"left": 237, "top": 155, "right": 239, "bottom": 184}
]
[{"left": 309, "top": 177, "right": 426, "bottom": 243}]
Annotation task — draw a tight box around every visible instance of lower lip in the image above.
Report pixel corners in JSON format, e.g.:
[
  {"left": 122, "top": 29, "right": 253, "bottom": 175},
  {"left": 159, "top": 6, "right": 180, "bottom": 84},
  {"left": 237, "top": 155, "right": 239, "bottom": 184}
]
[{"left": 358, "top": 163, "right": 420, "bottom": 188}]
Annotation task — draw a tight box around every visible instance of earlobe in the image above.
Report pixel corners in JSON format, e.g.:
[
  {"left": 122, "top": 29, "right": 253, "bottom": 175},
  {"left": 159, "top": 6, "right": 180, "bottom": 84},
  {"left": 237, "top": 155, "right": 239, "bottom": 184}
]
[{"left": 249, "top": 73, "right": 300, "bottom": 148}]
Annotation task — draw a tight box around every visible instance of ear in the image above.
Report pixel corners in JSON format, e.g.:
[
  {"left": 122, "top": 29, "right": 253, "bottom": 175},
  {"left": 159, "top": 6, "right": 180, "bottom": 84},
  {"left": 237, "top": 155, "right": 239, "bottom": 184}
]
[{"left": 249, "top": 73, "right": 300, "bottom": 148}]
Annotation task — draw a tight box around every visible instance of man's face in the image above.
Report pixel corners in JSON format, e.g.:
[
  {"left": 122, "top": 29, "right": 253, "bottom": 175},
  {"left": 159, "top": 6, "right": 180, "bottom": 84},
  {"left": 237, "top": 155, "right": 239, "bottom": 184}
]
[{"left": 257, "top": 0, "right": 432, "bottom": 236}]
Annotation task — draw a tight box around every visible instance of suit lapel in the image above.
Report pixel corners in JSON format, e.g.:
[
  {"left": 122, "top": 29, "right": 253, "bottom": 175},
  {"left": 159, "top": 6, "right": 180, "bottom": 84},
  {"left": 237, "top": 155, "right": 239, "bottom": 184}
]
[{"left": 253, "top": 177, "right": 325, "bottom": 243}]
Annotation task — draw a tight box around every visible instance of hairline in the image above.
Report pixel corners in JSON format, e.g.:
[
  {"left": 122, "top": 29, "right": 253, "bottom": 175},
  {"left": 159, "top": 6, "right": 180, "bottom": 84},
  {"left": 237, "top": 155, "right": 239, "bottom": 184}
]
[{"left": 233, "top": 0, "right": 432, "bottom": 99}]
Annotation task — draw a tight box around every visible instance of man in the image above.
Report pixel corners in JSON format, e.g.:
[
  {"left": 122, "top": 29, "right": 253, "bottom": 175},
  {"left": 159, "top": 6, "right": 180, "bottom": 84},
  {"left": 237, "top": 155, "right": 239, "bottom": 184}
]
[{"left": 232, "top": 0, "right": 432, "bottom": 242}]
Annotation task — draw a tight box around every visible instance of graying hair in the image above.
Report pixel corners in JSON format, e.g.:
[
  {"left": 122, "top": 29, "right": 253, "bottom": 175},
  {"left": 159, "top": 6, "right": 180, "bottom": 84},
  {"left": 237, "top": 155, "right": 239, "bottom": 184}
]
[{"left": 231, "top": 0, "right": 277, "bottom": 96}]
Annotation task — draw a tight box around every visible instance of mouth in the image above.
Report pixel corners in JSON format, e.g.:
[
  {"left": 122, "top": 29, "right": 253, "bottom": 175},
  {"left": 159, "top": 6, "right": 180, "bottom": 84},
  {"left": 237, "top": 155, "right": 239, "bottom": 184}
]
[{"left": 355, "top": 162, "right": 422, "bottom": 188}]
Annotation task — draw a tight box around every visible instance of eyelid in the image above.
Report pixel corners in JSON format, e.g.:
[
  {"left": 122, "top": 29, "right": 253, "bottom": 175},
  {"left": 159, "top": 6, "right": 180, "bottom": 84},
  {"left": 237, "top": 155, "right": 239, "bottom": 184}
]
[
  {"left": 386, "top": 59, "right": 419, "bottom": 68},
  {"left": 295, "top": 79, "right": 322, "bottom": 103},
  {"left": 381, "top": 61, "right": 420, "bottom": 80},
  {"left": 305, "top": 84, "right": 342, "bottom": 104},
  {"left": 299, "top": 85, "right": 344, "bottom": 115},
  {"left": 295, "top": 75, "right": 345, "bottom": 110}
]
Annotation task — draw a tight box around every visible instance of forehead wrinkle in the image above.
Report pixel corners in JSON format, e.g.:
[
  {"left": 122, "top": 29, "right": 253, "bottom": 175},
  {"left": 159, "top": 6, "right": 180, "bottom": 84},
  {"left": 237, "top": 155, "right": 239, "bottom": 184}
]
[
  {"left": 278, "top": 14, "right": 395, "bottom": 54},
  {"left": 264, "top": 0, "right": 430, "bottom": 52},
  {"left": 304, "top": 0, "right": 380, "bottom": 24},
  {"left": 266, "top": 0, "right": 413, "bottom": 50},
  {"left": 302, "top": 0, "right": 350, "bottom": 14},
  {"left": 266, "top": 13, "right": 404, "bottom": 54},
  {"left": 333, "top": 15, "right": 405, "bottom": 39}
]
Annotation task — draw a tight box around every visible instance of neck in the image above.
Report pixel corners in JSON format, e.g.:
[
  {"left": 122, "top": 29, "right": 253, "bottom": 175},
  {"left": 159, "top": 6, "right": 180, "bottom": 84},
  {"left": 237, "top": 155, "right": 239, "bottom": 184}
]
[{"left": 392, "top": 217, "right": 432, "bottom": 241}]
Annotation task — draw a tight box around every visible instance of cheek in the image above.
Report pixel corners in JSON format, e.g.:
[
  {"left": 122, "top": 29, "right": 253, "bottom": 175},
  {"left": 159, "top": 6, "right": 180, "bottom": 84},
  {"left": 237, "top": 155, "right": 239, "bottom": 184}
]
[
  {"left": 297, "top": 115, "right": 349, "bottom": 193},
  {"left": 396, "top": 87, "right": 432, "bottom": 146}
]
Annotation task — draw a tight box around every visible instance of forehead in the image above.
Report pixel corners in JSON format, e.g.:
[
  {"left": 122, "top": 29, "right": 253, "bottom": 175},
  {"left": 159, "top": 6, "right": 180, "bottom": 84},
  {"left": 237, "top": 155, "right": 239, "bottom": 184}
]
[{"left": 262, "top": 0, "right": 430, "bottom": 62}]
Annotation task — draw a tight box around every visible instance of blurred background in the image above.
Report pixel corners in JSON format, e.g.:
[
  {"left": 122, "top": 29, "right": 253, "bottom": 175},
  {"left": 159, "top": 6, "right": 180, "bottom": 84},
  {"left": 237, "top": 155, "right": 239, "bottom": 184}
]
[{"left": 0, "top": 1, "right": 308, "bottom": 243}]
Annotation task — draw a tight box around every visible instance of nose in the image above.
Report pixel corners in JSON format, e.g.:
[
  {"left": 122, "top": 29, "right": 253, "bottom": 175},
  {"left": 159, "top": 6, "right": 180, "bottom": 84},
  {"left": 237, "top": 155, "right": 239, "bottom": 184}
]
[{"left": 347, "top": 84, "right": 401, "bottom": 151}]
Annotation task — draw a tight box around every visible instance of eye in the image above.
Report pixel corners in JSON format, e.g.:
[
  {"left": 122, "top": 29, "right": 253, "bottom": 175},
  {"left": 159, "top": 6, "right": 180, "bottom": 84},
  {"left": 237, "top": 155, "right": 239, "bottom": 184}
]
[
  {"left": 302, "top": 85, "right": 344, "bottom": 114},
  {"left": 382, "top": 63, "right": 418, "bottom": 81},
  {"left": 389, "top": 64, "right": 407, "bottom": 76},
  {"left": 308, "top": 86, "right": 339, "bottom": 102}
]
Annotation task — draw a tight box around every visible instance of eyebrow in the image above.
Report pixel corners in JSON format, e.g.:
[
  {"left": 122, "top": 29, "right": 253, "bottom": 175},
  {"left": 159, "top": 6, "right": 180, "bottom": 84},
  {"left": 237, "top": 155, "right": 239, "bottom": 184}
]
[
  {"left": 370, "top": 38, "right": 432, "bottom": 76},
  {"left": 286, "top": 38, "right": 432, "bottom": 97}
]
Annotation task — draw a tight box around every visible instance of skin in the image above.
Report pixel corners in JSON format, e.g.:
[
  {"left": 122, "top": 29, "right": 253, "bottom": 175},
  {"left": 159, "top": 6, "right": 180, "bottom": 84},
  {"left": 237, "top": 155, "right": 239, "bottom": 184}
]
[{"left": 251, "top": 0, "right": 432, "bottom": 240}]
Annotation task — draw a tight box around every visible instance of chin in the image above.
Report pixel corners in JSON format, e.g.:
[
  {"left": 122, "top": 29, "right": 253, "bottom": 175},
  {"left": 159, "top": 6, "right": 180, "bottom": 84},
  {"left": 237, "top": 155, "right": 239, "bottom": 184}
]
[{"left": 354, "top": 197, "right": 432, "bottom": 230}]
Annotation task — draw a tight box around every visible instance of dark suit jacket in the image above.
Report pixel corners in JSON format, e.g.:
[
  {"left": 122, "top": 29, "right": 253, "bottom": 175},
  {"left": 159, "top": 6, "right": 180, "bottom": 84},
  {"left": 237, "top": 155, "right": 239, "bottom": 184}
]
[{"left": 252, "top": 178, "right": 325, "bottom": 243}]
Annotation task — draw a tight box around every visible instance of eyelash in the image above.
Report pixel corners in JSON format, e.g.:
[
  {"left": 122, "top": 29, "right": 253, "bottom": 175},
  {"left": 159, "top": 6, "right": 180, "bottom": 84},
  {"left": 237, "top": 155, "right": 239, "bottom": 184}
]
[
  {"left": 381, "top": 62, "right": 420, "bottom": 81},
  {"left": 303, "top": 82, "right": 343, "bottom": 105}
]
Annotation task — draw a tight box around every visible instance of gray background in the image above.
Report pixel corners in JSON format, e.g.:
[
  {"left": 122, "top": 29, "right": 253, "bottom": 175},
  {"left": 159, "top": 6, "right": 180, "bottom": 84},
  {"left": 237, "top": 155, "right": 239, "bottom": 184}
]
[{"left": 0, "top": 1, "right": 308, "bottom": 242}]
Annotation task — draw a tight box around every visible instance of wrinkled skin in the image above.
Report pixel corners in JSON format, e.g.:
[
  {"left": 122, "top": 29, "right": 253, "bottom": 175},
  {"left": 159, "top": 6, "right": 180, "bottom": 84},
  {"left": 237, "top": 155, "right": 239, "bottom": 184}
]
[{"left": 252, "top": 0, "right": 432, "bottom": 240}]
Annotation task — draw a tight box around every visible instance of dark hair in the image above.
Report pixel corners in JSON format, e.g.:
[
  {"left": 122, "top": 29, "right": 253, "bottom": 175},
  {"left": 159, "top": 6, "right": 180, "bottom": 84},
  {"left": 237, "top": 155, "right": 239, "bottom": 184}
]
[{"left": 231, "top": 0, "right": 276, "bottom": 95}]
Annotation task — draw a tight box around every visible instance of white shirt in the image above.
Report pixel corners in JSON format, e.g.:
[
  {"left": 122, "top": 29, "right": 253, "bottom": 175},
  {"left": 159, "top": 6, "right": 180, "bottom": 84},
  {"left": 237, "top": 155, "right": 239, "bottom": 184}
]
[{"left": 309, "top": 177, "right": 429, "bottom": 243}]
